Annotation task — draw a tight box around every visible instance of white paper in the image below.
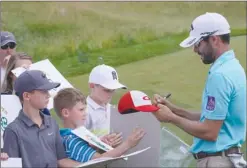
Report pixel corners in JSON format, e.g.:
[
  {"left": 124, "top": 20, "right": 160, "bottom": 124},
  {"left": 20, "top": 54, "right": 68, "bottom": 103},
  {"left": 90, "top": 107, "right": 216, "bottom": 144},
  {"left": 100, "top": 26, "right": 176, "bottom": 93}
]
[
  {"left": 120, "top": 146, "right": 151, "bottom": 158},
  {"left": 76, "top": 147, "right": 151, "bottom": 168},
  {"left": 71, "top": 126, "right": 114, "bottom": 152},
  {"left": 1, "top": 158, "right": 22, "bottom": 167},
  {"left": 11, "top": 67, "right": 26, "bottom": 77},
  {"left": 11, "top": 59, "right": 74, "bottom": 109},
  {"left": 75, "top": 157, "right": 119, "bottom": 168},
  {"left": 1, "top": 95, "right": 22, "bottom": 148}
]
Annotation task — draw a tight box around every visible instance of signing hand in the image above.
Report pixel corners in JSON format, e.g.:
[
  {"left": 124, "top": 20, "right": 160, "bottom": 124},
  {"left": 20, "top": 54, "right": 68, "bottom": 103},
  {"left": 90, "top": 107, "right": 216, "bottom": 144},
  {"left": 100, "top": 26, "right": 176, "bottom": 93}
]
[
  {"left": 152, "top": 104, "right": 176, "bottom": 123},
  {"left": 153, "top": 94, "right": 176, "bottom": 111}
]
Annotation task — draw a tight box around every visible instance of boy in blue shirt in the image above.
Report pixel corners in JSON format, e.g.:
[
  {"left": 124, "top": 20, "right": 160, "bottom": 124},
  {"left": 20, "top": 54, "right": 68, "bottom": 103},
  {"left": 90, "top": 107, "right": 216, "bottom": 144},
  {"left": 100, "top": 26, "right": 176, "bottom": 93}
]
[{"left": 53, "top": 88, "right": 145, "bottom": 163}]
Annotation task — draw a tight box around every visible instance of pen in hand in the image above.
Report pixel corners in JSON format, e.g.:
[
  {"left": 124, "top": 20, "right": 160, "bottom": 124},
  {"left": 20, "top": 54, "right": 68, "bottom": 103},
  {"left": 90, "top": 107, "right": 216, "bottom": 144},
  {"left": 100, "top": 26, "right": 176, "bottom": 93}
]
[
  {"left": 157, "top": 93, "right": 172, "bottom": 103},
  {"left": 164, "top": 93, "right": 171, "bottom": 99}
]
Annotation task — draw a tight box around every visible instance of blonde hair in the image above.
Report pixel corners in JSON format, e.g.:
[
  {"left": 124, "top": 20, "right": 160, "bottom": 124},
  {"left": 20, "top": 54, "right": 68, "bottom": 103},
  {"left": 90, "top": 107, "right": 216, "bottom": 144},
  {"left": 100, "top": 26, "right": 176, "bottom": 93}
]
[
  {"left": 2, "top": 52, "right": 33, "bottom": 93},
  {"left": 53, "top": 88, "right": 86, "bottom": 118}
]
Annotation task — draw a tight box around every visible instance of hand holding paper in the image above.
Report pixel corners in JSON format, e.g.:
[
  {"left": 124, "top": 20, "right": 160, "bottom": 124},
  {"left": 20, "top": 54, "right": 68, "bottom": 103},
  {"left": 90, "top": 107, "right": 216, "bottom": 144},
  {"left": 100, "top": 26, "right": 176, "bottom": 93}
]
[
  {"left": 0, "top": 152, "right": 9, "bottom": 161},
  {"left": 72, "top": 126, "right": 114, "bottom": 152}
]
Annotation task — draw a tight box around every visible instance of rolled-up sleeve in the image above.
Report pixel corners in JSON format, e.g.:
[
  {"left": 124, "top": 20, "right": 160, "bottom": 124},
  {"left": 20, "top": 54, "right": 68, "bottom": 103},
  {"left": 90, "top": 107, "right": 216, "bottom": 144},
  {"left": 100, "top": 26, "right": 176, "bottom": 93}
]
[
  {"left": 203, "top": 73, "right": 232, "bottom": 120},
  {"left": 55, "top": 124, "right": 67, "bottom": 160},
  {"left": 3, "top": 128, "right": 20, "bottom": 157}
]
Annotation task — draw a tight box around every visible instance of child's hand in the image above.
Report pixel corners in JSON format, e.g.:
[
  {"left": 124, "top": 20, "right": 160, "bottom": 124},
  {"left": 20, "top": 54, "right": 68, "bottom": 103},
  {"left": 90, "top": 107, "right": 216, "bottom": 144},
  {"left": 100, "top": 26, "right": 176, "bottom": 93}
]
[
  {"left": 100, "top": 135, "right": 111, "bottom": 145},
  {"left": 0, "top": 152, "right": 9, "bottom": 161},
  {"left": 126, "top": 128, "right": 145, "bottom": 148},
  {"left": 104, "top": 132, "right": 123, "bottom": 148}
]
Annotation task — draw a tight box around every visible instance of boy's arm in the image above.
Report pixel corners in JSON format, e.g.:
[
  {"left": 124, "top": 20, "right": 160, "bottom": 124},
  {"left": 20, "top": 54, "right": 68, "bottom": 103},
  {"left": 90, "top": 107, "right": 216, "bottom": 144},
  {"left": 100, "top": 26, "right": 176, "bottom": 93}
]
[
  {"left": 58, "top": 158, "right": 81, "bottom": 168},
  {"left": 54, "top": 123, "right": 81, "bottom": 167},
  {"left": 3, "top": 128, "right": 20, "bottom": 157},
  {"left": 92, "top": 128, "right": 145, "bottom": 159},
  {"left": 66, "top": 136, "right": 97, "bottom": 163},
  {"left": 92, "top": 141, "right": 130, "bottom": 159}
]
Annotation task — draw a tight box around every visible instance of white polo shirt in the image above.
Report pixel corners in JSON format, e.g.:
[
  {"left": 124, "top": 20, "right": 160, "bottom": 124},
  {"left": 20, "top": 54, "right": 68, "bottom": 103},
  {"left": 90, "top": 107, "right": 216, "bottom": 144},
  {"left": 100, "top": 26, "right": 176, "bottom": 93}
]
[{"left": 85, "top": 96, "right": 111, "bottom": 137}]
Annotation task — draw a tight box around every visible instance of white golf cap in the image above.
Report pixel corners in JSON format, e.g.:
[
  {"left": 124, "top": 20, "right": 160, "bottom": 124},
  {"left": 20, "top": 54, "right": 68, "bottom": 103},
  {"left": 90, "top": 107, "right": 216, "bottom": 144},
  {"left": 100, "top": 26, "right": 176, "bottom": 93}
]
[
  {"left": 89, "top": 64, "right": 127, "bottom": 90},
  {"left": 180, "top": 12, "right": 231, "bottom": 48}
]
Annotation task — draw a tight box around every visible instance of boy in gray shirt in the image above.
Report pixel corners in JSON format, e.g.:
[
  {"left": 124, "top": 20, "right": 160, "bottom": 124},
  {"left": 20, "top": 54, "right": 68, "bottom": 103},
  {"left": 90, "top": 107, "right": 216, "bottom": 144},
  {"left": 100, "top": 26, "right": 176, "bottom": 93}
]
[{"left": 3, "top": 70, "right": 81, "bottom": 168}]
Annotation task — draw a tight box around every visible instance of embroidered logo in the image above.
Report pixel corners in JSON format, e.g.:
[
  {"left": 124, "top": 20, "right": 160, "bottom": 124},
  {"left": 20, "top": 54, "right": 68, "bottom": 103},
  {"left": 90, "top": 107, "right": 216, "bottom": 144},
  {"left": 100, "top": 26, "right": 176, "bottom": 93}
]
[
  {"left": 41, "top": 72, "right": 47, "bottom": 79},
  {"left": 112, "top": 71, "right": 117, "bottom": 80},
  {"left": 142, "top": 96, "right": 150, "bottom": 100},
  {"left": 206, "top": 96, "right": 215, "bottom": 111},
  {"left": 190, "top": 24, "right": 194, "bottom": 31}
]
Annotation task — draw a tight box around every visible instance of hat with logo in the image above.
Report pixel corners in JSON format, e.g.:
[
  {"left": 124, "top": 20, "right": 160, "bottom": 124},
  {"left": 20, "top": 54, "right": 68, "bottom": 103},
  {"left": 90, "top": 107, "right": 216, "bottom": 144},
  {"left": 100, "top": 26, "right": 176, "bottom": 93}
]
[
  {"left": 180, "top": 12, "right": 230, "bottom": 48},
  {"left": 118, "top": 90, "right": 159, "bottom": 114},
  {"left": 89, "top": 64, "right": 127, "bottom": 90},
  {"left": 0, "top": 31, "right": 16, "bottom": 46},
  {"left": 14, "top": 70, "right": 60, "bottom": 97}
]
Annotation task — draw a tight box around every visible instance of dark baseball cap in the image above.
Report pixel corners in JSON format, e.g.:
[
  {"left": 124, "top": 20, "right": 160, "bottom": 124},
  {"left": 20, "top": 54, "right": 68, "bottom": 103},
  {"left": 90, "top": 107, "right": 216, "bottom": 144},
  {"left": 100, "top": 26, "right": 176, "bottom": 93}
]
[
  {"left": 14, "top": 70, "right": 61, "bottom": 97},
  {"left": 0, "top": 31, "right": 16, "bottom": 46}
]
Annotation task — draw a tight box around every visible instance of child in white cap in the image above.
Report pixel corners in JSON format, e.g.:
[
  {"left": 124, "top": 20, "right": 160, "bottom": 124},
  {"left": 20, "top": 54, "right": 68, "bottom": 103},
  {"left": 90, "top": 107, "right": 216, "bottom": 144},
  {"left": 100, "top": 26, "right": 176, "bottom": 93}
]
[{"left": 85, "top": 64, "right": 126, "bottom": 138}]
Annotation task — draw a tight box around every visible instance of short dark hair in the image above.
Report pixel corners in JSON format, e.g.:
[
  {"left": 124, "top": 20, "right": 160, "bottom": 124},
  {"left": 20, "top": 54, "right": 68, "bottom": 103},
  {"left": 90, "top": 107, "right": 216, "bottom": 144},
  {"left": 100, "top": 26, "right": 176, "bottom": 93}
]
[{"left": 219, "top": 33, "right": 230, "bottom": 44}]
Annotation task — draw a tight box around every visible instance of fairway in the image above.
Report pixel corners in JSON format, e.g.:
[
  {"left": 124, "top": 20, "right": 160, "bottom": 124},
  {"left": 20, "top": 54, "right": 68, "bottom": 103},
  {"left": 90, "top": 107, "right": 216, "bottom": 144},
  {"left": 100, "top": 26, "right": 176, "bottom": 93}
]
[
  {"left": 67, "top": 35, "right": 246, "bottom": 157},
  {"left": 2, "top": 2, "right": 246, "bottom": 76}
]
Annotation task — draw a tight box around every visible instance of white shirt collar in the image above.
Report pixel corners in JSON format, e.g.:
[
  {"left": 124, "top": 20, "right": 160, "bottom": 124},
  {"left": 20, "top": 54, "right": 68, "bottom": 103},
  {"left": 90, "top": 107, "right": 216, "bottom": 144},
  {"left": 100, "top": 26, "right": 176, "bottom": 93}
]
[{"left": 86, "top": 96, "right": 107, "bottom": 110}]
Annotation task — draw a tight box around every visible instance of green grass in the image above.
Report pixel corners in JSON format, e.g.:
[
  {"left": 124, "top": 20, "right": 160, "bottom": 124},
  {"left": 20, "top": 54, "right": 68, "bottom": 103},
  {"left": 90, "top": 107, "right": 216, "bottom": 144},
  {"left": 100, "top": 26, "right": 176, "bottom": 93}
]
[
  {"left": 2, "top": 2, "right": 246, "bottom": 77},
  {"left": 66, "top": 36, "right": 246, "bottom": 158}
]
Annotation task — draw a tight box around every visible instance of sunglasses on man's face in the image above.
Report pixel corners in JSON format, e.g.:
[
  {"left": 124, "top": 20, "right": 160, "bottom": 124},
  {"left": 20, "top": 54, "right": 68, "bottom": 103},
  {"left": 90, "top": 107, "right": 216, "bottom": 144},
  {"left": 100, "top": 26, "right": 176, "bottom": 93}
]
[
  {"left": 194, "top": 36, "right": 210, "bottom": 48},
  {"left": 1, "top": 42, "right": 16, "bottom": 50},
  {"left": 194, "top": 30, "right": 218, "bottom": 48}
]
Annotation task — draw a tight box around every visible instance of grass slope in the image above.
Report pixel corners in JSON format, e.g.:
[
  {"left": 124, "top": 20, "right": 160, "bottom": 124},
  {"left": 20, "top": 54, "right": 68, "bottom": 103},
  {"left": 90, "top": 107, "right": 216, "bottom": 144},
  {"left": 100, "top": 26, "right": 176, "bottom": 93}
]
[{"left": 1, "top": 2, "right": 246, "bottom": 77}]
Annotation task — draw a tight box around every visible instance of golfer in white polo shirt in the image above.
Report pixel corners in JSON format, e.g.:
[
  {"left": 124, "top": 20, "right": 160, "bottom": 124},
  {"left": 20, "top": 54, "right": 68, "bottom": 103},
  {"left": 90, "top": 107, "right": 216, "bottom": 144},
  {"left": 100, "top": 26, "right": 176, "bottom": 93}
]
[{"left": 85, "top": 64, "right": 126, "bottom": 137}]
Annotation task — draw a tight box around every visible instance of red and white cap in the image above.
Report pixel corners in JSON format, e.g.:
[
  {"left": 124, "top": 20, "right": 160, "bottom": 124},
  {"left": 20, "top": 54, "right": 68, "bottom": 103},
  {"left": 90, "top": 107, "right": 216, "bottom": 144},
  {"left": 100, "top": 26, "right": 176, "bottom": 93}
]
[{"left": 118, "top": 90, "right": 159, "bottom": 114}]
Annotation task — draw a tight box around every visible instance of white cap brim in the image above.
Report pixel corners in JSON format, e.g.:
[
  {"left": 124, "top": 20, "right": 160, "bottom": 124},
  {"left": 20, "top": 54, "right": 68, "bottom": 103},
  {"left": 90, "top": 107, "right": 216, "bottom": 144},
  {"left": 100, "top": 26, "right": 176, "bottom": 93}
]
[
  {"left": 101, "top": 82, "right": 127, "bottom": 90},
  {"left": 179, "top": 36, "right": 200, "bottom": 48}
]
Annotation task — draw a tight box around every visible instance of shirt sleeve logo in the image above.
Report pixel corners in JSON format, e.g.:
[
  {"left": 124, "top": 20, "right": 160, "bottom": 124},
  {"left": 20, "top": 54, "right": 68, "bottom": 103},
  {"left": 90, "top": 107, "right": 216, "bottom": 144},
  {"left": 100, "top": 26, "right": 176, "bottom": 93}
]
[{"left": 206, "top": 96, "right": 215, "bottom": 111}]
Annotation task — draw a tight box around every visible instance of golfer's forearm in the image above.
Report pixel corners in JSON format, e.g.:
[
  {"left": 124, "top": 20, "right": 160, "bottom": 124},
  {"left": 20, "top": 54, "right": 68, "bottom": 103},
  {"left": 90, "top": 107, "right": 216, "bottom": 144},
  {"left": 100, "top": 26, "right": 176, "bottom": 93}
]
[
  {"left": 172, "top": 106, "right": 201, "bottom": 121},
  {"left": 171, "top": 115, "right": 215, "bottom": 141}
]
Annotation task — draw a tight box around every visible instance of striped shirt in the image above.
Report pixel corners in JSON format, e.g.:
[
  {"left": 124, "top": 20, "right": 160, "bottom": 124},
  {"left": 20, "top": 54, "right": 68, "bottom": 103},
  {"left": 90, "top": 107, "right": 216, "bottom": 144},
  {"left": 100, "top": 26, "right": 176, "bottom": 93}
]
[{"left": 60, "top": 128, "right": 96, "bottom": 163}]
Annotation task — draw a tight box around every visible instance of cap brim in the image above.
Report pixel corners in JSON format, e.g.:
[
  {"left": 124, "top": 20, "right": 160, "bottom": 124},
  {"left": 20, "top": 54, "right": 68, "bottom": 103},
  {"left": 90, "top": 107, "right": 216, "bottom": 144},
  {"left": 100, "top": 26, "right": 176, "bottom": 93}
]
[
  {"left": 37, "top": 82, "right": 61, "bottom": 91},
  {"left": 179, "top": 36, "right": 200, "bottom": 48},
  {"left": 1, "top": 40, "right": 16, "bottom": 46},
  {"left": 135, "top": 105, "right": 159, "bottom": 112},
  {"left": 101, "top": 82, "right": 127, "bottom": 90}
]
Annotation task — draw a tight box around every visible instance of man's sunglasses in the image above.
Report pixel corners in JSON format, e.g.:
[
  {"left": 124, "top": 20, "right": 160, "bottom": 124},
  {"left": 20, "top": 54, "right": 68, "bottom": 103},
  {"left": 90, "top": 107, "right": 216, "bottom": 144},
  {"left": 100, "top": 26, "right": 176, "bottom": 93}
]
[
  {"left": 194, "top": 30, "right": 218, "bottom": 48},
  {"left": 1, "top": 42, "right": 16, "bottom": 50}
]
